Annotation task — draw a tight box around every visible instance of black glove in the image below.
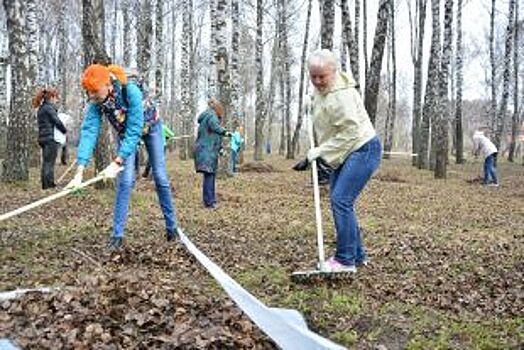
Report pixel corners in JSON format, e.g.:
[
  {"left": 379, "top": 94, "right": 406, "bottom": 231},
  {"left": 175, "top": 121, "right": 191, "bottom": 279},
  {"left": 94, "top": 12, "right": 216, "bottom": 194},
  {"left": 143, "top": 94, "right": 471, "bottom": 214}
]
[
  {"left": 292, "top": 158, "right": 309, "bottom": 171},
  {"left": 224, "top": 131, "right": 232, "bottom": 137}
]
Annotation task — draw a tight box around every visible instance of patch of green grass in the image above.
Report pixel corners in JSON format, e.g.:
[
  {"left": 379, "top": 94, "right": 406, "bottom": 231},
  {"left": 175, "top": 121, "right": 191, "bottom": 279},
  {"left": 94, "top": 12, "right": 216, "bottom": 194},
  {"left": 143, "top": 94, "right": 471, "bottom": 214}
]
[
  {"left": 234, "top": 265, "right": 287, "bottom": 290},
  {"left": 325, "top": 291, "right": 363, "bottom": 315},
  {"left": 332, "top": 330, "right": 358, "bottom": 346}
]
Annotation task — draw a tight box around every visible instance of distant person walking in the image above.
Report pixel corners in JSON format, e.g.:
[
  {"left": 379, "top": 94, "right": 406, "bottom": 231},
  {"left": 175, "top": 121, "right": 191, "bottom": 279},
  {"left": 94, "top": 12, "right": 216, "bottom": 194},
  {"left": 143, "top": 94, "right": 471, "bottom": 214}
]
[{"left": 473, "top": 129, "right": 499, "bottom": 186}]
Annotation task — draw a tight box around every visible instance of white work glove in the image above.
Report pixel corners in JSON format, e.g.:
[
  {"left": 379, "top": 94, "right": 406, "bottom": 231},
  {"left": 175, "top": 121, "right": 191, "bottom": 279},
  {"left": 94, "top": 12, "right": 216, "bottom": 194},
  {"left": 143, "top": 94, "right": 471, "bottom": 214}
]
[
  {"left": 307, "top": 147, "right": 322, "bottom": 162},
  {"left": 100, "top": 161, "right": 124, "bottom": 179},
  {"left": 65, "top": 166, "right": 85, "bottom": 190}
]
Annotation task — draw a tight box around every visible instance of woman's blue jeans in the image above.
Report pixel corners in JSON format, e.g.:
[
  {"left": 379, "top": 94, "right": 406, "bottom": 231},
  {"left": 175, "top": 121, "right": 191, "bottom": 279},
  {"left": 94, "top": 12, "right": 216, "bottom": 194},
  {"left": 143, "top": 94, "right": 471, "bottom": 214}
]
[
  {"left": 231, "top": 149, "right": 240, "bottom": 173},
  {"left": 330, "top": 136, "right": 382, "bottom": 266},
  {"left": 113, "top": 122, "right": 177, "bottom": 237},
  {"left": 483, "top": 153, "right": 498, "bottom": 185}
]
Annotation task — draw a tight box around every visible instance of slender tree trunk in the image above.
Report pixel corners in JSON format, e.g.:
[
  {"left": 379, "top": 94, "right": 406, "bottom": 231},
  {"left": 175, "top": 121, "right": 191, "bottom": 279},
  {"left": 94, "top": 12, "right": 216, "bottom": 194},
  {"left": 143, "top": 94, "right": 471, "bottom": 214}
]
[
  {"left": 208, "top": 0, "right": 217, "bottom": 96},
  {"left": 0, "top": 56, "right": 7, "bottom": 161},
  {"left": 320, "top": 0, "right": 335, "bottom": 49},
  {"left": 254, "top": 0, "right": 265, "bottom": 160},
  {"left": 58, "top": 1, "right": 68, "bottom": 110},
  {"left": 179, "top": 0, "right": 193, "bottom": 160},
  {"left": 26, "top": 0, "right": 40, "bottom": 168},
  {"left": 435, "top": 0, "right": 453, "bottom": 179},
  {"left": 138, "top": 0, "right": 153, "bottom": 87},
  {"left": 411, "top": 0, "right": 427, "bottom": 166},
  {"left": 354, "top": 0, "right": 361, "bottom": 84},
  {"left": 265, "top": 34, "right": 279, "bottom": 157},
  {"left": 341, "top": 0, "right": 359, "bottom": 86},
  {"left": 169, "top": 2, "right": 177, "bottom": 129},
  {"left": 418, "top": 0, "right": 441, "bottom": 170},
  {"left": 454, "top": 0, "right": 464, "bottom": 164},
  {"left": 291, "top": 0, "right": 312, "bottom": 157},
  {"left": 384, "top": 1, "right": 397, "bottom": 157},
  {"left": 489, "top": 0, "right": 497, "bottom": 131},
  {"left": 155, "top": 0, "right": 164, "bottom": 98},
  {"left": 508, "top": 0, "right": 519, "bottom": 162},
  {"left": 364, "top": 0, "right": 391, "bottom": 125},
  {"left": 494, "top": 0, "right": 516, "bottom": 153},
  {"left": 111, "top": 0, "right": 118, "bottom": 59},
  {"left": 123, "top": 0, "right": 131, "bottom": 67},
  {"left": 2, "top": 0, "right": 31, "bottom": 181}
]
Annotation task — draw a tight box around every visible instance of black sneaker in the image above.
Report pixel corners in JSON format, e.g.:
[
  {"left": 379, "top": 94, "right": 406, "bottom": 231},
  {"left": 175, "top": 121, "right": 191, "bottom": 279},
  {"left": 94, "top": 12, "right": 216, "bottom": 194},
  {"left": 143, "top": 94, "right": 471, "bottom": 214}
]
[
  {"left": 108, "top": 237, "right": 123, "bottom": 250},
  {"left": 166, "top": 229, "right": 179, "bottom": 242}
]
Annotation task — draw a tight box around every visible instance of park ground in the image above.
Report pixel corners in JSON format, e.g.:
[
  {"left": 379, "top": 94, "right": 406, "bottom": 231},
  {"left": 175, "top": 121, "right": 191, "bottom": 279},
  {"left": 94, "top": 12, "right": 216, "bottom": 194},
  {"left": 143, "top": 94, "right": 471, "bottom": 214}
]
[{"left": 0, "top": 153, "right": 523, "bottom": 349}]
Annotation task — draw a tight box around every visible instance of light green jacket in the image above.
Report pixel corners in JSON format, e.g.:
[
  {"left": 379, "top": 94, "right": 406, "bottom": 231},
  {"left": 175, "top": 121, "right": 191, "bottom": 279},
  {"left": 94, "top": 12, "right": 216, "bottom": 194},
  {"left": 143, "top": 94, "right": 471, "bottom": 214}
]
[{"left": 311, "top": 71, "right": 376, "bottom": 169}]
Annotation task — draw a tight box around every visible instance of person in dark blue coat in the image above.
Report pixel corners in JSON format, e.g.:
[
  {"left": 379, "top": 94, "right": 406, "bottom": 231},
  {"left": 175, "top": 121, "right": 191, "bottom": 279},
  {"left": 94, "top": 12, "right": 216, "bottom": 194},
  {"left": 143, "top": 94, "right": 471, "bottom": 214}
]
[
  {"left": 33, "top": 88, "right": 67, "bottom": 190},
  {"left": 193, "top": 97, "right": 231, "bottom": 208}
]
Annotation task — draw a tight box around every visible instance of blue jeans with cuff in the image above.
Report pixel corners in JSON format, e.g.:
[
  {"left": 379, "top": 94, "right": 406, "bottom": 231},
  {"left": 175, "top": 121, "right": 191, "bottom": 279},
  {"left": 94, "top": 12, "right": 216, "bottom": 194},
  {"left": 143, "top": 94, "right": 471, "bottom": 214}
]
[{"left": 330, "top": 136, "right": 382, "bottom": 266}]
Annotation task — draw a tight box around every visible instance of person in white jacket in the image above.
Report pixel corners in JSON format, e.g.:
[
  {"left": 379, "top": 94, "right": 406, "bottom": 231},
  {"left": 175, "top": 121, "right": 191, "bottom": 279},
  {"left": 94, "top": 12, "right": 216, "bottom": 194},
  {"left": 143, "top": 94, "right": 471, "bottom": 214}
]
[{"left": 473, "top": 130, "right": 499, "bottom": 186}]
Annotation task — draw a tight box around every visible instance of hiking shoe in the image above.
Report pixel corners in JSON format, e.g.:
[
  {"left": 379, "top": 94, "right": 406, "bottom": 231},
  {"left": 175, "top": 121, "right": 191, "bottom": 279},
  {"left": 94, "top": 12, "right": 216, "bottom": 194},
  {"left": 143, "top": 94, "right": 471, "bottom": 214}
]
[
  {"left": 108, "top": 237, "right": 123, "bottom": 251},
  {"left": 166, "top": 229, "right": 179, "bottom": 242},
  {"left": 325, "top": 257, "right": 356, "bottom": 273},
  {"left": 488, "top": 183, "right": 499, "bottom": 187}
]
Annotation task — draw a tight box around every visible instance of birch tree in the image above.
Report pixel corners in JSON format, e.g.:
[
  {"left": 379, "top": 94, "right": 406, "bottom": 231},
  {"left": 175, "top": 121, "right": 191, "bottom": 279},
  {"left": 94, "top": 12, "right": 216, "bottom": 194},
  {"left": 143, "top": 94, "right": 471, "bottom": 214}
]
[
  {"left": 179, "top": 0, "right": 193, "bottom": 160},
  {"left": 341, "top": 0, "right": 359, "bottom": 85},
  {"left": 409, "top": 0, "right": 427, "bottom": 166},
  {"left": 320, "top": 0, "right": 335, "bottom": 49},
  {"left": 454, "top": 0, "right": 464, "bottom": 164},
  {"left": 494, "top": 0, "right": 516, "bottom": 152},
  {"left": 253, "top": 0, "right": 265, "bottom": 160},
  {"left": 123, "top": 0, "right": 131, "bottom": 66},
  {"left": 383, "top": 0, "right": 396, "bottom": 158},
  {"left": 137, "top": 0, "right": 152, "bottom": 87},
  {"left": 0, "top": 55, "right": 8, "bottom": 161},
  {"left": 489, "top": 0, "right": 497, "bottom": 131},
  {"left": 58, "top": 1, "right": 68, "bottom": 110},
  {"left": 291, "top": 0, "right": 312, "bottom": 157},
  {"left": 2, "top": 0, "right": 31, "bottom": 181},
  {"left": 508, "top": 0, "right": 519, "bottom": 162},
  {"left": 155, "top": 0, "right": 164, "bottom": 98},
  {"left": 435, "top": 0, "right": 453, "bottom": 179},
  {"left": 364, "top": 0, "right": 391, "bottom": 125}
]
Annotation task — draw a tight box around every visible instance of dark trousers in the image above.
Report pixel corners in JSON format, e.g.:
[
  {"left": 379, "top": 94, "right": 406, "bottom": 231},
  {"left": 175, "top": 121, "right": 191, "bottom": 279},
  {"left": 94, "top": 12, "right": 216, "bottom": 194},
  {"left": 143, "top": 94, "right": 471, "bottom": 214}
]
[
  {"left": 60, "top": 145, "right": 68, "bottom": 165},
  {"left": 202, "top": 172, "right": 216, "bottom": 207},
  {"left": 40, "top": 141, "right": 60, "bottom": 189}
]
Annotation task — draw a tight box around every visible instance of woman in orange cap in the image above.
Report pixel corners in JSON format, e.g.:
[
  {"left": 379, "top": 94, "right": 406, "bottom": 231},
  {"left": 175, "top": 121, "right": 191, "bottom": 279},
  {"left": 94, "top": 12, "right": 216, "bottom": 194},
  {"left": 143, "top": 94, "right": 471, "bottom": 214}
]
[{"left": 66, "top": 64, "right": 178, "bottom": 250}]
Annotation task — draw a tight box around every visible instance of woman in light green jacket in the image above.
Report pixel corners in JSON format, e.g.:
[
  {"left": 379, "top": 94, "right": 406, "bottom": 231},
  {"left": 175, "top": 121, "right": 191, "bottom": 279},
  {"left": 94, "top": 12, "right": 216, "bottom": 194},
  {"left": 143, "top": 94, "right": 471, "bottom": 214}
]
[{"left": 294, "top": 49, "right": 382, "bottom": 273}]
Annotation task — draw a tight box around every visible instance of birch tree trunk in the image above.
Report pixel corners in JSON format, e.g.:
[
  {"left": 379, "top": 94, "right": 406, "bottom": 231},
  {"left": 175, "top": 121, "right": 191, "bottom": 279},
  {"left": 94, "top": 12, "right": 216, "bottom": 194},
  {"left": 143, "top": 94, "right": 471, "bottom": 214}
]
[
  {"left": 2, "top": 0, "right": 31, "bottom": 181},
  {"left": 83, "top": 0, "right": 111, "bottom": 189},
  {"left": 155, "top": 0, "right": 164, "bottom": 98},
  {"left": 58, "top": 1, "right": 68, "bottom": 110},
  {"left": 320, "top": 0, "right": 335, "bottom": 49},
  {"left": 364, "top": 0, "right": 391, "bottom": 125},
  {"left": 179, "top": 0, "right": 193, "bottom": 160},
  {"left": 454, "top": 0, "right": 464, "bottom": 164},
  {"left": 291, "top": 0, "right": 312, "bottom": 157},
  {"left": 208, "top": 0, "right": 217, "bottom": 96},
  {"left": 111, "top": 0, "right": 118, "bottom": 59},
  {"left": 508, "top": 0, "right": 519, "bottom": 162},
  {"left": 265, "top": 34, "right": 280, "bottom": 157},
  {"left": 169, "top": 2, "right": 176, "bottom": 128},
  {"left": 230, "top": 0, "right": 241, "bottom": 128},
  {"left": 489, "top": 0, "right": 497, "bottom": 132},
  {"left": 137, "top": 0, "right": 152, "bottom": 87},
  {"left": 354, "top": 0, "right": 360, "bottom": 82},
  {"left": 341, "top": 0, "right": 359, "bottom": 86},
  {"left": 384, "top": 1, "right": 397, "bottom": 158},
  {"left": 26, "top": 0, "right": 40, "bottom": 168},
  {"left": 123, "top": 0, "right": 131, "bottom": 66},
  {"left": 0, "top": 56, "right": 7, "bottom": 160},
  {"left": 254, "top": 0, "right": 265, "bottom": 160},
  {"left": 435, "top": 0, "right": 453, "bottom": 179},
  {"left": 494, "top": 0, "right": 516, "bottom": 153},
  {"left": 410, "top": 0, "right": 427, "bottom": 166},
  {"left": 418, "top": 0, "right": 441, "bottom": 170}
]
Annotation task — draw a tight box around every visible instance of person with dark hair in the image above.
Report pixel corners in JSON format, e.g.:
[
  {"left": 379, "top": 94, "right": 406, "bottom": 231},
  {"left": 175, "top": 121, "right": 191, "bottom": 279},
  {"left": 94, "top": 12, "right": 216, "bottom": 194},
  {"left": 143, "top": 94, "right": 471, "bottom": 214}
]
[
  {"left": 193, "top": 97, "right": 232, "bottom": 209},
  {"left": 66, "top": 64, "right": 178, "bottom": 250},
  {"left": 33, "top": 88, "right": 67, "bottom": 190}
]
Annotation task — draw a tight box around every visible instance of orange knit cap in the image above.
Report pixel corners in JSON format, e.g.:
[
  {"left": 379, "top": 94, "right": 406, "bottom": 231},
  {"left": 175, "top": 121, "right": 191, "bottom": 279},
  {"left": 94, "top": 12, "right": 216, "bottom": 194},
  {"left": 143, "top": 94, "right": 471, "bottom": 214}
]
[{"left": 81, "top": 64, "right": 110, "bottom": 92}]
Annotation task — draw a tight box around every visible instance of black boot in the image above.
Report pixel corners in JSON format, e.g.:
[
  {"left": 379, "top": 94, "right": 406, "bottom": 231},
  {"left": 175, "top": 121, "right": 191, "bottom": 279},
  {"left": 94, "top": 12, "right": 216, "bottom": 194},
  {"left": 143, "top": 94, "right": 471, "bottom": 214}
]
[{"left": 166, "top": 229, "right": 179, "bottom": 242}]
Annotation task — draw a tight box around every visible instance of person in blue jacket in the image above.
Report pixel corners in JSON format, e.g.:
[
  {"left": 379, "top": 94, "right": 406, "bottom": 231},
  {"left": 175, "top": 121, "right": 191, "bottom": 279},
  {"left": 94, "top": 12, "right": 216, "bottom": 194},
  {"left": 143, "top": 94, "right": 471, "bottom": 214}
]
[
  {"left": 230, "top": 125, "right": 244, "bottom": 173},
  {"left": 66, "top": 64, "right": 178, "bottom": 250}
]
